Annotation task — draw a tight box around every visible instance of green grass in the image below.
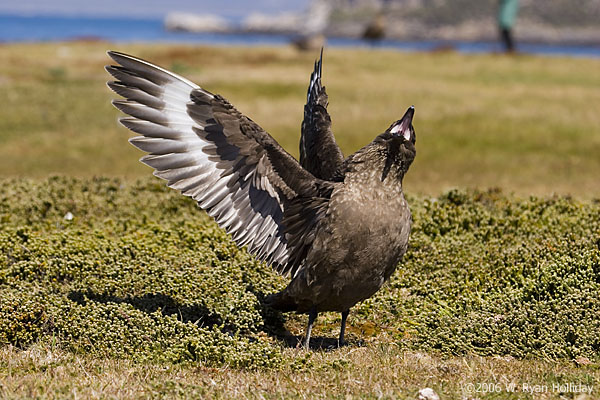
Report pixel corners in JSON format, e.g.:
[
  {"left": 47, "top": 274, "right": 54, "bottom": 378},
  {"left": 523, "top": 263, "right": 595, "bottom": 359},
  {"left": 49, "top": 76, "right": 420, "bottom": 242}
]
[
  {"left": 0, "top": 42, "right": 599, "bottom": 197},
  {"left": 1, "top": 42, "right": 600, "bottom": 398}
]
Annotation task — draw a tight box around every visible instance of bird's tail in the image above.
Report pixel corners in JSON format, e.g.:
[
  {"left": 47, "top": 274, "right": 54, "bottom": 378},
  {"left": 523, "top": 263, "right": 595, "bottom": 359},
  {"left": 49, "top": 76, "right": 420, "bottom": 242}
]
[{"left": 265, "top": 290, "right": 298, "bottom": 312}]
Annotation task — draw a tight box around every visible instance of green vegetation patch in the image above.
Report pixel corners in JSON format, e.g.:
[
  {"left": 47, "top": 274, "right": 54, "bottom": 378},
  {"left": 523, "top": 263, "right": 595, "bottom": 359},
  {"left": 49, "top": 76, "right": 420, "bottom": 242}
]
[
  {"left": 396, "top": 190, "right": 600, "bottom": 359},
  {"left": 1, "top": 177, "right": 599, "bottom": 369},
  {"left": 0, "top": 177, "right": 283, "bottom": 369}
]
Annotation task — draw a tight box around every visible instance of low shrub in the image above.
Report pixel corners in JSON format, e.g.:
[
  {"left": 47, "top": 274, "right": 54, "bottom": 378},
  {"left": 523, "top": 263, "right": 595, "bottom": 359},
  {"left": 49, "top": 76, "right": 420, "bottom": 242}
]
[{"left": 1, "top": 177, "right": 599, "bottom": 367}]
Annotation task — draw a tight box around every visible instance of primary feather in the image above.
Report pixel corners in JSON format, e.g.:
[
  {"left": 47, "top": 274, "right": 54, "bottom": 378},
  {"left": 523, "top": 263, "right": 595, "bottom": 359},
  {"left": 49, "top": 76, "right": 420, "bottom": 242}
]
[
  {"left": 299, "top": 48, "right": 345, "bottom": 181},
  {"left": 106, "top": 51, "right": 333, "bottom": 278}
]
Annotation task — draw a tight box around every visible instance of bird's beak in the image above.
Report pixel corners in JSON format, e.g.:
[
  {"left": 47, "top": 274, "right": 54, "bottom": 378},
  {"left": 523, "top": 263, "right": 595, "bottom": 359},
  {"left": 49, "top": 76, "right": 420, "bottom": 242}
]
[
  {"left": 390, "top": 106, "right": 414, "bottom": 140},
  {"left": 401, "top": 106, "right": 414, "bottom": 123}
]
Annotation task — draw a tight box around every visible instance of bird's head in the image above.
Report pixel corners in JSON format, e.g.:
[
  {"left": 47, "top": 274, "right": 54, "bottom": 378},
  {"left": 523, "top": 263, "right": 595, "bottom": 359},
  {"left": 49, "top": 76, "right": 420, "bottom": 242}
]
[
  {"left": 345, "top": 105, "right": 416, "bottom": 184},
  {"left": 379, "top": 106, "right": 416, "bottom": 180}
]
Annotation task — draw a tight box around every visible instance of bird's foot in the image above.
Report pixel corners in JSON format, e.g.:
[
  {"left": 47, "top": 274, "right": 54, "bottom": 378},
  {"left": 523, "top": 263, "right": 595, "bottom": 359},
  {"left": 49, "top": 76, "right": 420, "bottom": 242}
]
[{"left": 303, "top": 338, "right": 311, "bottom": 350}]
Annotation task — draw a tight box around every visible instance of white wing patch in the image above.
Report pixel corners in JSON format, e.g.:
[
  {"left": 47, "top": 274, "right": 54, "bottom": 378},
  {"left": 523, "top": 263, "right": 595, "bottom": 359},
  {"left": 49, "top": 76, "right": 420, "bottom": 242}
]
[{"left": 106, "top": 51, "right": 291, "bottom": 271}]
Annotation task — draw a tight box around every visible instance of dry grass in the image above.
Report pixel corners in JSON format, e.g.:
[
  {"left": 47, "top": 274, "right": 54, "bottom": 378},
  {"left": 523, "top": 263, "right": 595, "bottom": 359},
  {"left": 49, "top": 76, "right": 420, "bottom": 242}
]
[
  {"left": 1, "top": 343, "right": 598, "bottom": 399},
  {"left": 0, "top": 42, "right": 599, "bottom": 197}
]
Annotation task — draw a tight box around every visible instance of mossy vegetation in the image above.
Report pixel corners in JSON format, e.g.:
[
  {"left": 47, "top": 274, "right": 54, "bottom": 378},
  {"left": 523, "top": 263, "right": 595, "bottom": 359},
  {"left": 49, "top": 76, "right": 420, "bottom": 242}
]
[
  {"left": 1, "top": 177, "right": 599, "bottom": 371},
  {"left": 1, "top": 177, "right": 283, "bottom": 368}
]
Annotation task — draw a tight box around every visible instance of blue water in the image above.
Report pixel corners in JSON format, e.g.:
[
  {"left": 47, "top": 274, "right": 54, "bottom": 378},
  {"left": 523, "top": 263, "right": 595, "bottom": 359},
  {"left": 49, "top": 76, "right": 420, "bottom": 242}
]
[
  {"left": 0, "top": 14, "right": 290, "bottom": 45},
  {"left": 1, "top": 14, "right": 599, "bottom": 58}
]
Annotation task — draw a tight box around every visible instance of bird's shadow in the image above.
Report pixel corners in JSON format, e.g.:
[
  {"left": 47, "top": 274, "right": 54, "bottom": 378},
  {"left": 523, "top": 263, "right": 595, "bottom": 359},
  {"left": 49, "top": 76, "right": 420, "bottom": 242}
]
[
  {"left": 67, "top": 290, "right": 222, "bottom": 327},
  {"left": 67, "top": 289, "right": 352, "bottom": 351},
  {"left": 67, "top": 289, "right": 290, "bottom": 335},
  {"left": 279, "top": 334, "right": 349, "bottom": 351}
]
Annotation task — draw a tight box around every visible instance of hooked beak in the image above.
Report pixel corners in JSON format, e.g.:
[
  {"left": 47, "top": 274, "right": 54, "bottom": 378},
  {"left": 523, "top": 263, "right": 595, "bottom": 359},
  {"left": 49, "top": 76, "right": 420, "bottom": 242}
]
[{"left": 390, "top": 106, "right": 415, "bottom": 140}]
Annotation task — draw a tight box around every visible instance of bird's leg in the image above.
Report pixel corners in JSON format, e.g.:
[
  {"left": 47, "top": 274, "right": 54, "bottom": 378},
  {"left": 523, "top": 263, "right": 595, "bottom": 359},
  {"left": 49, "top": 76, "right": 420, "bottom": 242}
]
[
  {"left": 304, "top": 307, "right": 318, "bottom": 350},
  {"left": 339, "top": 309, "right": 350, "bottom": 347}
]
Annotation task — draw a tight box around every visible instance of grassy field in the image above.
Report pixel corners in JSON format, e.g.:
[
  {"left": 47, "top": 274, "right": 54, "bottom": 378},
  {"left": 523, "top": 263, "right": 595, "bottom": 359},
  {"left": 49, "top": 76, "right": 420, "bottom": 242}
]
[
  {"left": 0, "top": 42, "right": 599, "bottom": 197},
  {"left": 1, "top": 42, "right": 600, "bottom": 399}
]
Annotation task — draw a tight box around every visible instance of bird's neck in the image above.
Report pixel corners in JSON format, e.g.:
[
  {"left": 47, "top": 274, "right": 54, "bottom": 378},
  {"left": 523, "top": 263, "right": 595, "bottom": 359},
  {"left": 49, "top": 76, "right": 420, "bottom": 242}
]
[{"left": 344, "top": 140, "right": 407, "bottom": 186}]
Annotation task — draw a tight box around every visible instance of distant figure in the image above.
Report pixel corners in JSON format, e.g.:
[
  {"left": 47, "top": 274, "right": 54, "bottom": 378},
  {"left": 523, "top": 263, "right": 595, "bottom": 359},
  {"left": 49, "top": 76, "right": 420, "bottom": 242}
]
[
  {"left": 292, "top": 34, "right": 326, "bottom": 51},
  {"left": 293, "top": 0, "right": 330, "bottom": 52},
  {"left": 498, "top": 0, "right": 519, "bottom": 52},
  {"left": 363, "top": 14, "right": 386, "bottom": 43}
]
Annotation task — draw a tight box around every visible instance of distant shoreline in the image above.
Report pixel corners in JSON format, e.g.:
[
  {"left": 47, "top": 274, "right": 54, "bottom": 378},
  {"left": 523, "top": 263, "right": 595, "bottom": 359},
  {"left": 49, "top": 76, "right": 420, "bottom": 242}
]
[{"left": 0, "top": 13, "right": 598, "bottom": 58}]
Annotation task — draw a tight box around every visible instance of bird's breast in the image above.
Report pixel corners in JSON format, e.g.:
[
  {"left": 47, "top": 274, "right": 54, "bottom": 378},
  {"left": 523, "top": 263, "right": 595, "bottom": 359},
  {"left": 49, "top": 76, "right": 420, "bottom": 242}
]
[{"left": 299, "top": 176, "right": 411, "bottom": 310}]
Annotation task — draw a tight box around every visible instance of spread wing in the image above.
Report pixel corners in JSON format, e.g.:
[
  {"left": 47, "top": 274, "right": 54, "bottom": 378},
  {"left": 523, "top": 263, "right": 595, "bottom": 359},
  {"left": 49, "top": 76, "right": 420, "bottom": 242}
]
[
  {"left": 299, "top": 49, "right": 345, "bottom": 181},
  {"left": 105, "top": 51, "right": 334, "bottom": 277}
]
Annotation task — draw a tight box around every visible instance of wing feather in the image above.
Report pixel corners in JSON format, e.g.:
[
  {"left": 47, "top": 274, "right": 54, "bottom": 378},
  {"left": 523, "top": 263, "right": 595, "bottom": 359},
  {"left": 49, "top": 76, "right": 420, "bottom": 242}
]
[
  {"left": 300, "top": 49, "right": 345, "bottom": 181},
  {"left": 106, "top": 51, "right": 335, "bottom": 275}
]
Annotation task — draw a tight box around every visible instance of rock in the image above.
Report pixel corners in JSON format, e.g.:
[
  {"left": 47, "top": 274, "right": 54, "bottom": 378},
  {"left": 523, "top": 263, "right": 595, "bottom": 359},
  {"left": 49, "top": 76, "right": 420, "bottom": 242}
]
[
  {"left": 241, "top": 12, "right": 301, "bottom": 34},
  {"left": 575, "top": 356, "right": 592, "bottom": 366},
  {"left": 164, "top": 12, "right": 230, "bottom": 33},
  {"left": 418, "top": 388, "right": 440, "bottom": 400}
]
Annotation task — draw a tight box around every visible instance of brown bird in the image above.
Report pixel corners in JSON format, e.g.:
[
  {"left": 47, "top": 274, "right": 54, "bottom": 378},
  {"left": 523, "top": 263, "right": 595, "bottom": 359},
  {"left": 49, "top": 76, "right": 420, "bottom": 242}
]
[{"left": 106, "top": 49, "right": 416, "bottom": 349}]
